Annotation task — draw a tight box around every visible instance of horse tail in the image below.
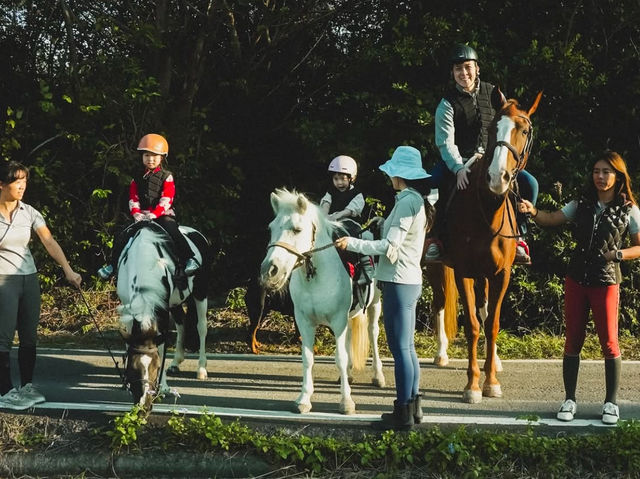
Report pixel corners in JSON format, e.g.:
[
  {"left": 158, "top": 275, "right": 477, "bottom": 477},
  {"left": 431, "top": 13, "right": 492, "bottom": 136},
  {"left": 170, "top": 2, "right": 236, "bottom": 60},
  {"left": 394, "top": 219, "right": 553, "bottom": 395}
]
[
  {"left": 443, "top": 265, "right": 458, "bottom": 340},
  {"left": 349, "top": 311, "right": 369, "bottom": 372}
]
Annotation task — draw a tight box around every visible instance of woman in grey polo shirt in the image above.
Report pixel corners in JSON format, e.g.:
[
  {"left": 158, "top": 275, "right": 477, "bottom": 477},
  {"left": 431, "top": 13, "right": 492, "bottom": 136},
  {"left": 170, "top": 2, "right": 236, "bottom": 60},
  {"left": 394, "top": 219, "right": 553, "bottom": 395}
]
[
  {"left": 0, "top": 161, "right": 82, "bottom": 410},
  {"left": 336, "top": 146, "right": 429, "bottom": 430}
]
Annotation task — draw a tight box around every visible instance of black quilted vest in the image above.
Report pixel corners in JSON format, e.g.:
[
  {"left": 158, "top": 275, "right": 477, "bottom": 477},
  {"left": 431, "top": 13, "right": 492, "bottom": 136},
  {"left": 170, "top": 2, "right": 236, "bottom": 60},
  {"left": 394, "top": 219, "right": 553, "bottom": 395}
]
[
  {"left": 134, "top": 168, "right": 172, "bottom": 210},
  {"left": 328, "top": 187, "right": 362, "bottom": 223},
  {"left": 567, "top": 197, "right": 631, "bottom": 286},
  {"left": 444, "top": 81, "right": 495, "bottom": 158}
]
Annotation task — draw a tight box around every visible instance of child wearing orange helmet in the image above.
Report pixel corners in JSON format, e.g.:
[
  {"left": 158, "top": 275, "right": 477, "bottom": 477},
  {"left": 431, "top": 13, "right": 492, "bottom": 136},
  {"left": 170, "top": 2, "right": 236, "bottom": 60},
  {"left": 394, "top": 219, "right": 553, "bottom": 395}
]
[{"left": 97, "top": 134, "right": 199, "bottom": 279}]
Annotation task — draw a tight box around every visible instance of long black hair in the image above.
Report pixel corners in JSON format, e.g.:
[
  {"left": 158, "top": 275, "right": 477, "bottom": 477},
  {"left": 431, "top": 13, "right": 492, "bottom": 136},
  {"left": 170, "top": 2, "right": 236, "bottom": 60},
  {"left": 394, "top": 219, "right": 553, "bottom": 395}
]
[
  {"left": 584, "top": 151, "right": 636, "bottom": 205},
  {"left": 0, "top": 161, "right": 29, "bottom": 185}
]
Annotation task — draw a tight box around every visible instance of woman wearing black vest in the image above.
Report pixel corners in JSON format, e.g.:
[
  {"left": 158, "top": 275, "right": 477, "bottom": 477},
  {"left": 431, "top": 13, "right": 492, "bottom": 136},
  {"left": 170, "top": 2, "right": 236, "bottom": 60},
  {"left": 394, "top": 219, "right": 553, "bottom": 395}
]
[
  {"left": 425, "top": 44, "right": 538, "bottom": 264},
  {"left": 519, "top": 150, "right": 640, "bottom": 425},
  {"left": 97, "top": 134, "right": 198, "bottom": 279}
]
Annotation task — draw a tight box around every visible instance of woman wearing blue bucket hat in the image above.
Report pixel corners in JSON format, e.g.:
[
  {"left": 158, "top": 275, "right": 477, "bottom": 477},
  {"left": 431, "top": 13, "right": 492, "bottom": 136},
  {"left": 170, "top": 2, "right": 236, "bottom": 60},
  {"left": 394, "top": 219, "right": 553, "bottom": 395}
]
[{"left": 336, "top": 145, "right": 430, "bottom": 430}]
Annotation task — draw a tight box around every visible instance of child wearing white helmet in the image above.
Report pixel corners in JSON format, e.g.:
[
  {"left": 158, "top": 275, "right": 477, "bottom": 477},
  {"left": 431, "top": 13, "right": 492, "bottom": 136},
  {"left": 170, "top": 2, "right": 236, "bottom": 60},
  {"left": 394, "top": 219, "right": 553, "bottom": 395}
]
[
  {"left": 320, "top": 155, "right": 374, "bottom": 286},
  {"left": 320, "top": 155, "right": 365, "bottom": 222},
  {"left": 97, "top": 133, "right": 199, "bottom": 279}
]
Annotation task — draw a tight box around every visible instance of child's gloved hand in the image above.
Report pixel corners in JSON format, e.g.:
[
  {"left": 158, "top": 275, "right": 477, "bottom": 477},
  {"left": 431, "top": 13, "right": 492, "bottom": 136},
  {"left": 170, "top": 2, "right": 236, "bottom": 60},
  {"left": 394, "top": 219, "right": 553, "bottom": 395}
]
[{"left": 133, "top": 212, "right": 146, "bottom": 222}]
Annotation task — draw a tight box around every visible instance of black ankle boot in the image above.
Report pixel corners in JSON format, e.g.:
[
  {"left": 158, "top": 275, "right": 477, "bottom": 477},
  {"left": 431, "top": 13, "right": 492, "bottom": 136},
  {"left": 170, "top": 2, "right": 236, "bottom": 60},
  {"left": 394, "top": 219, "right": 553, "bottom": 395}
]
[
  {"left": 379, "top": 400, "right": 414, "bottom": 431},
  {"left": 412, "top": 394, "right": 423, "bottom": 424}
]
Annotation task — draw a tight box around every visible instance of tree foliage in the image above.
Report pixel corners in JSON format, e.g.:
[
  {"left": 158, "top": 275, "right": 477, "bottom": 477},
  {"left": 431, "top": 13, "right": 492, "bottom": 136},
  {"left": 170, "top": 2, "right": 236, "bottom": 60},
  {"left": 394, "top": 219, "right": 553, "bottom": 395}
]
[{"left": 1, "top": 0, "right": 640, "bottom": 332}]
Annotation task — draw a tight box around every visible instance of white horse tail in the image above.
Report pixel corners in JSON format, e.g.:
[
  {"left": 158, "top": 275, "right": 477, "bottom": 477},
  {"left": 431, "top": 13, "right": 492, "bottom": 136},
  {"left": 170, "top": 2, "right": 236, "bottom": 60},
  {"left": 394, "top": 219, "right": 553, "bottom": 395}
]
[
  {"left": 349, "top": 311, "right": 369, "bottom": 372},
  {"left": 444, "top": 265, "right": 459, "bottom": 340}
]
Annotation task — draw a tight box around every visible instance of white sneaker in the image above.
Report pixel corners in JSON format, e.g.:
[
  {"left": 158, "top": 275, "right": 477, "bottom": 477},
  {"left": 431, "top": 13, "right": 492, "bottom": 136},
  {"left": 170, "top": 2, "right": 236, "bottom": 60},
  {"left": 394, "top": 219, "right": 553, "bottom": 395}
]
[
  {"left": 602, "top": 402, "right": 619, "bottom": 425},
  {"left": 20, "top": 383, "right": 46, "bottom": 405},
  {"left": 0, "top": 388, "right": 35, "bottom": 410},
  {"left": 557, "top": 399, "right": 577, "bottom": 421}
]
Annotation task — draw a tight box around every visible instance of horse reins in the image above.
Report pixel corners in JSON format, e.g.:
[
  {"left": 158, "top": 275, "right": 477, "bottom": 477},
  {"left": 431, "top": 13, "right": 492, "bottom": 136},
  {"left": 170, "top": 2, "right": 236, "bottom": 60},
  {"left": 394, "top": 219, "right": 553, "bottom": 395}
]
[
  {"left": 496, "top": 114, "right": 534, "bottom": 179},
  {"left": 478, "top": 113, "right": 534, "bottom": 239},
  {"left": 78, "top": 288, "right": 130, "bottom": 392}
]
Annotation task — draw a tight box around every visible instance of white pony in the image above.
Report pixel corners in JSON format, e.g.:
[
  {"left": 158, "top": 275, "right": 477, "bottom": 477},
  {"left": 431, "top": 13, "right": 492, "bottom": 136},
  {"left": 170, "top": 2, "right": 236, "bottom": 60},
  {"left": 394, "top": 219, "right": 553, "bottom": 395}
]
[
  {"left": 117, "top": 222, "right": 210, "bottom": 408},
  {"left": 260, "top": 189, "right": 385, "bottom": 414}
]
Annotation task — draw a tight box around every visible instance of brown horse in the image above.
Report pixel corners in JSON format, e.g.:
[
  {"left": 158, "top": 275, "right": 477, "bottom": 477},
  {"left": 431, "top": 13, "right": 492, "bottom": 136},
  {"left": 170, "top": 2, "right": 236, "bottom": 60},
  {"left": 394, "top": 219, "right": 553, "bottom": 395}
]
[{"left": 427, "top": 89, "right": 543, "bottom": 403}]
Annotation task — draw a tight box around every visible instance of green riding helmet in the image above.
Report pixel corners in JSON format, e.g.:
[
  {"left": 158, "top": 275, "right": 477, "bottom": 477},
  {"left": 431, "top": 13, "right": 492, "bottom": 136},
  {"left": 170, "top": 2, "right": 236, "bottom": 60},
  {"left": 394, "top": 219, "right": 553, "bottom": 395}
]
[{"left": 450, "top": 44, "right": 478, "bottom": 64}]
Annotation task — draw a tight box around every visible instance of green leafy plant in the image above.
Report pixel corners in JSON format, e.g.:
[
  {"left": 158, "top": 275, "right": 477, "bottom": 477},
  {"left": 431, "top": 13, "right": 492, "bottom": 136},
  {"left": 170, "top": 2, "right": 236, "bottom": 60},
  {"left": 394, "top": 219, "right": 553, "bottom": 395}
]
[{"left": 106, "top": 405, "right": 148, "bottom": 450}]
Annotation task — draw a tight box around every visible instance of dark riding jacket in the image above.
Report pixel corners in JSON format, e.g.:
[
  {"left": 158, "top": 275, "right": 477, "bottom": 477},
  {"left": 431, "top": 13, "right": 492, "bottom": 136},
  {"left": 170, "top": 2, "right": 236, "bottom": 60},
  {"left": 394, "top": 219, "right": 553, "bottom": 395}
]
[
  {"left": 567, "top": 196, "right": 631, "bottom": 286},
  {"left": 444, "top": 80, "right": 495, "bottom": 158},
  {"left": 328, "top": 186, "right": 363, "bottom": 223}
]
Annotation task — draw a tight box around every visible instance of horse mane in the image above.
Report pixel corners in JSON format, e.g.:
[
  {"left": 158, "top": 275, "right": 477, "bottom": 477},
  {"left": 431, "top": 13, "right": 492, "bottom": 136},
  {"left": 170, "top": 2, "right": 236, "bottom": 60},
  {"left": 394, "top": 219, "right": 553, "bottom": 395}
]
[
  {"left": 272, "top": 188, "right": 339, "bottom": 239},
  {"left": 118, "top": 226, "right": 174, "bottom": 335}
]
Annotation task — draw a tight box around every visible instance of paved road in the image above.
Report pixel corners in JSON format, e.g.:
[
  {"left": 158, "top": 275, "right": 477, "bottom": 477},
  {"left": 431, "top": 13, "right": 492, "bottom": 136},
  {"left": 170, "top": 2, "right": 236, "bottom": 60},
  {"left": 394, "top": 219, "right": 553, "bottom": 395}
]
[{"left": 18, "top": 348, "right": 640, "bottom": 429}]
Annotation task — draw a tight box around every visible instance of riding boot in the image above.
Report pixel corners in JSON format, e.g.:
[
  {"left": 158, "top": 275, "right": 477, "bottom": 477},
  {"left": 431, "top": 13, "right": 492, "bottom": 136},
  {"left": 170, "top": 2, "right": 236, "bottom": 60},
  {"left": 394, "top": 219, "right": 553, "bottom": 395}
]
[
  {"left": 604, "top": 357, "right": 621, "bottom": 404},
  {"left": 378, "top": 400, "right": 414, "bottom": 431},
  {"left": 562, "top": 355, "right": 580, "bottom": 401},
  {"left": 412, "top": 394, "right": 423, "bottom": 424},
  {"left": 357, "top": 255, "right": 375, "bottom": 285}
]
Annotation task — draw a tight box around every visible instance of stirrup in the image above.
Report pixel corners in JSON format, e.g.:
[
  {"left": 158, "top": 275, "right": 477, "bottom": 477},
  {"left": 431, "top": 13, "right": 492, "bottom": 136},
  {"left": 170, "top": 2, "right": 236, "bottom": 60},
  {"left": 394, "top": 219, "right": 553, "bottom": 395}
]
[
  {"left": 423, "top": 240, "right": 442, "bottom": 263},
  {"left": 184, "top": 257, "right": 200, "bottom": 276},
  {"left": 514, "top": 240, "right": 531, "bottom": 265}
]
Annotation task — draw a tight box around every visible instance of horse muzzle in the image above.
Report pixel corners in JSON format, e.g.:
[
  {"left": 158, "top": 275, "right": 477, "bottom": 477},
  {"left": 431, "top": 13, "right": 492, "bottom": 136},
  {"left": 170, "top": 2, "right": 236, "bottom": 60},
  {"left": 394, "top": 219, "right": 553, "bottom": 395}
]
[
  {"left": 487, "top": 168, "right": 512, "bottom": 196},
  {"left": 259, "top": 260, "right": 289, "bottom": 292}
]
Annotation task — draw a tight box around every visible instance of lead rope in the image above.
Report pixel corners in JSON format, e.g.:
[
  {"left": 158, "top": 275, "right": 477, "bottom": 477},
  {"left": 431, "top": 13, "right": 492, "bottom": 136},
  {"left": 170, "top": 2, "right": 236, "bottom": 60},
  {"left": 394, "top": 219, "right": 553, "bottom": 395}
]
[{"left": 78, "top": 288, "right": 130, "bottom": 392}]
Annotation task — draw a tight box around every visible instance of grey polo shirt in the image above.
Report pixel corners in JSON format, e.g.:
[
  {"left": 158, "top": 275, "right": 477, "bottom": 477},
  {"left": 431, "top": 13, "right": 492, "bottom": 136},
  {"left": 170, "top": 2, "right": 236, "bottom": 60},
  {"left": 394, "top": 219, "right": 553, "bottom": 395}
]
[{"left": 0, "top": 202, "right": 46, "bottom": 275}]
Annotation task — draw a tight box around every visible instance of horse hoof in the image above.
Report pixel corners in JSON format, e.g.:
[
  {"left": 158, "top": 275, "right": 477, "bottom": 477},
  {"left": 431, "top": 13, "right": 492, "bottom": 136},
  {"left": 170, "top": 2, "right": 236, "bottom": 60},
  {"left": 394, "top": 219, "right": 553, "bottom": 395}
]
[
  {"left": 340, "top": 399, "right": 356, "bottom": 415},
  {"left": 483, "top": 384, "right": 503, "bottom": 398},
  {"left": 166, "top": 366, "right": 180, "bottom": 376},
  {"left": 463, "top": 390, "right": 482, "bottom": 404},
  {"left": 197, "top": 369, "right": 208, "bottom": 380},
  {"left": 434, "top": 355, "right": 449, "bottom": 367},
  {"left": 296, "top": 403, "right": 312, "bottom": 414},
  {"left": 372, "top": 376, "right": 385, "bottom": 388}
]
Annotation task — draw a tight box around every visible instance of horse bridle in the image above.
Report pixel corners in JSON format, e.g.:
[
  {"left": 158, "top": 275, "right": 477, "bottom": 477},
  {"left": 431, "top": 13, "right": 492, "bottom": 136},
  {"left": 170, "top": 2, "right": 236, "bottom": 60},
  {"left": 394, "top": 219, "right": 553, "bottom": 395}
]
[
  {"left": 494, "top": 114, "right": 534, "bottom": 182},
  {"left": 125, "top": 332, "right": 169, "bottom": 398},
  {"left": 481, "top": 113, "right": 534, "bottom": 239},
  {"left": 266, "top": 223, "right": 337, "bottom": 280}
]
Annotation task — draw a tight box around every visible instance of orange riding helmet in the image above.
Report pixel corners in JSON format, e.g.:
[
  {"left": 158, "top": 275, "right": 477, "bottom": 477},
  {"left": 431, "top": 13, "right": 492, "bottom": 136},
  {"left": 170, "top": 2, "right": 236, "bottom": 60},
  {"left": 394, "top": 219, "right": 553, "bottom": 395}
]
[{"left": 137, "top": 134, "right": 169, "bottom": 156}]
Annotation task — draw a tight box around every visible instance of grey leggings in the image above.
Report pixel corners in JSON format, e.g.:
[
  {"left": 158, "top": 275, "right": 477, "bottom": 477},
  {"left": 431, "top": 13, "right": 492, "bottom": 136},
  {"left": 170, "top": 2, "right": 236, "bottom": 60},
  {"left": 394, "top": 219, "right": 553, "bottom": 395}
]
[{"left": 0, "top": 274, "right": 41, "bottom": 351}]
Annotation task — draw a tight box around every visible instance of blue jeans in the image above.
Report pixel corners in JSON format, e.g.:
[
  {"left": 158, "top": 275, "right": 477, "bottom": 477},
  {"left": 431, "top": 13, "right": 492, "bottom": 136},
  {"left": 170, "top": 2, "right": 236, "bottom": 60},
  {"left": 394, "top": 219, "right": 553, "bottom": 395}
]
[{"left": 379, "top": 281, "right": 422, "bottom": 405}]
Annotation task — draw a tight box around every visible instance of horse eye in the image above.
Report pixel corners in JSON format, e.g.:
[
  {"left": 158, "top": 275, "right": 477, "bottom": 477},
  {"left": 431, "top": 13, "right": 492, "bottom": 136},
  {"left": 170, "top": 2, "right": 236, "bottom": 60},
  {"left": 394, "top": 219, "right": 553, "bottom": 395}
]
[
  {"left": 522, "top": 129, "right": 529, "bottom": 136},
  {"left": 292, "top": 227, "right": 302, "bottom": 234}
]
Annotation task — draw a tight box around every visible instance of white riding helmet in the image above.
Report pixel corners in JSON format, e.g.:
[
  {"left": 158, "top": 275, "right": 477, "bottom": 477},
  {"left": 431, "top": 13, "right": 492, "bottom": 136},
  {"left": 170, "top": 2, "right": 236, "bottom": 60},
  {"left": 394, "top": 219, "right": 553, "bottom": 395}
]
[{"left": 328, "top": 155, "right": 358, "bottom": 179}]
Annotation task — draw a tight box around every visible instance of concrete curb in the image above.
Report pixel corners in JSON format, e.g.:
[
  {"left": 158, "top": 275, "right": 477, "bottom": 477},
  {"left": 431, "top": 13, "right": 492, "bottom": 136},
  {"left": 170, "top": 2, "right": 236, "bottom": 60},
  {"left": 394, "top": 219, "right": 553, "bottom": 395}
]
[{"left": 0, "top": 451, "right": 272, "bottom": 478}]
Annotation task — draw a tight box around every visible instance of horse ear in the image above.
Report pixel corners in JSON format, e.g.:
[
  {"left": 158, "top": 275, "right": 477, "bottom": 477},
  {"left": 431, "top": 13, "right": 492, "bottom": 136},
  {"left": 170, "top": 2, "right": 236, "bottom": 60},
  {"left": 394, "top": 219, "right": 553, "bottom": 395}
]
[
  {"left": 270, "top": 192, "right": 280, "bottom": 213},
  {"left": 528, "top": 90, "right": 543, "bottom": 116},
  {"left": 491, "top": 86, "right": 506, "bottom": 110},
  {"left": 296, "top": 195, "right": 308, "bottom": 214}
]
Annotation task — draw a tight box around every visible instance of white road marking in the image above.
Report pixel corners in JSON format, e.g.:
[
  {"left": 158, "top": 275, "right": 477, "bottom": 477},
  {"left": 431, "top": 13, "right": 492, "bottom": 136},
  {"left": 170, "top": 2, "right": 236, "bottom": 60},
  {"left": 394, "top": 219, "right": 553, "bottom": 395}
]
[{"left": 33, "top": 402, "right": 617, "bottom": 427}]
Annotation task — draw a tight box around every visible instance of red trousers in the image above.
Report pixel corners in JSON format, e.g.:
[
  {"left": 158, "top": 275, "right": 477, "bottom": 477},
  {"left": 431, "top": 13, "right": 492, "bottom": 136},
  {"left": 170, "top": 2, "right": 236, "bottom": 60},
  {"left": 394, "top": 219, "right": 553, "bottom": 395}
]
[{"left": 564, "top": 276, "right": 620, "bottom": 359}]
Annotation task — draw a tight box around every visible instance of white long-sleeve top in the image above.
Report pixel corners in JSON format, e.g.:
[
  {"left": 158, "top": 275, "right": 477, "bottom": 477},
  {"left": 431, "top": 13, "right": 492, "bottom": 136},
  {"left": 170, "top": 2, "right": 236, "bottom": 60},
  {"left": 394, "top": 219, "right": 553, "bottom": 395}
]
[{"left": 345, "top": 188, "right": 426, "bottom": 285}]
